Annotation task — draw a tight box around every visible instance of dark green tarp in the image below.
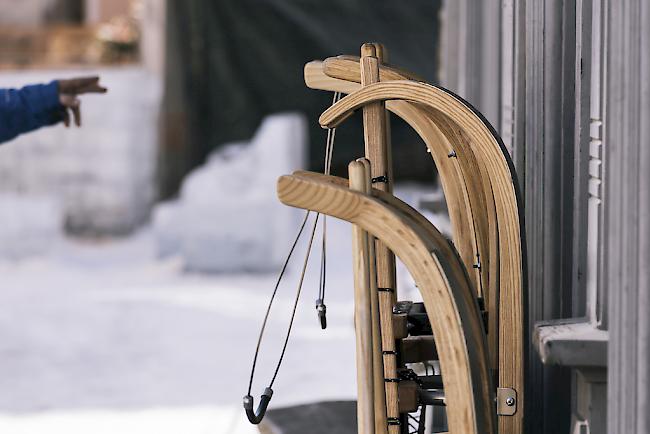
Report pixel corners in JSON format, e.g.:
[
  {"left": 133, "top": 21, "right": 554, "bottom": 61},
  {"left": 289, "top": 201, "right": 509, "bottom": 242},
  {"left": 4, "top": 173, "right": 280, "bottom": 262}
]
[{"left": 161, "top": 0, "right": 441, "bottom": 197}]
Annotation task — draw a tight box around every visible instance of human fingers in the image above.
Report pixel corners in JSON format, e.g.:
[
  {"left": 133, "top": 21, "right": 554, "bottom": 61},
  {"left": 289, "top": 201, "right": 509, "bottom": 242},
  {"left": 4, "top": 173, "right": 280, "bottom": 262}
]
[
  {"left": 71, "top": 100, "right": 81, "bottom": 127},
  {"left": 58, "top": 76, "right": 107, "bottom": 94},
  {"left": 62, "top": 107, "right": 70, "bottom": 127}
]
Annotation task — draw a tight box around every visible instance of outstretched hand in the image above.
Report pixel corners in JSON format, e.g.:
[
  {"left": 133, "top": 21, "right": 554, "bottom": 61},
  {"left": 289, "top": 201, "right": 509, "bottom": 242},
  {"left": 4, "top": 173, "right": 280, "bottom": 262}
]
[{"left": 57, "top": 76, "right": 108, "bottom": 127}]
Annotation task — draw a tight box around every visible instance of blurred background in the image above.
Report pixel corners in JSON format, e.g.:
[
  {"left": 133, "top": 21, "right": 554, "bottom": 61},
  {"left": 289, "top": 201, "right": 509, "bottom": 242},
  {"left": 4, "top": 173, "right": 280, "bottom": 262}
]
[
  {"left": 0, "top": 1, "right": 443, "bottom": 433},
  {"left": 2, "top": 1, "right": 647, "bottom": 434}
]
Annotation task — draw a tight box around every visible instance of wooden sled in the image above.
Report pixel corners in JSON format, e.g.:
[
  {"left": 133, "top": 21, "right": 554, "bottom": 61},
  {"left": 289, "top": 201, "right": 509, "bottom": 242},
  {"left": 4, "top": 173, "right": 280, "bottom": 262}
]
[
  {"left": 279, "top": 169, "right": 494, "bottom": 434},
  {"left": 273, "top": 43, "right": 525, "bottom": 434}
]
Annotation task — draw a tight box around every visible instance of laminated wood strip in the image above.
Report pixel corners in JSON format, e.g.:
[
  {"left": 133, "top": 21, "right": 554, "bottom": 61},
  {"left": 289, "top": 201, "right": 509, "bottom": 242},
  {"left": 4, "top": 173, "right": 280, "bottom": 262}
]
[
  {"left": 323, "top": 55, "right": 426, "bottom": 83},
  {"left": 349, "top": 161, "right": 376, "bottom": 434},
  {"left": 359, "top": 45, "right": 398, "bottom": 434},
  {"left": 355, "top": 159, "right": 388, "bottom": 434},
  {"left": 304, "top": 61, "right": 359, "bottom": 94}
]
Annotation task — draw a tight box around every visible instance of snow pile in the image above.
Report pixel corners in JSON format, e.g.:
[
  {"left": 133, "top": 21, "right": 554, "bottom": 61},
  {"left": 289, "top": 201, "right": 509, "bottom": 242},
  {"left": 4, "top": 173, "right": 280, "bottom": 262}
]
[
  {"left": 152, "top": 113, "right": 307, "bottom": 273},
  {"left": 0, "top": 194, "right": 63, "bottom": 260}
]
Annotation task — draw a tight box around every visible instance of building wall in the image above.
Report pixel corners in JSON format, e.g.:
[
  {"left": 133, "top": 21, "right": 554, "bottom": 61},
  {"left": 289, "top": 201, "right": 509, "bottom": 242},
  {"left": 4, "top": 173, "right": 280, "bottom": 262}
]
[
  {"left": 605, "top": 1, "right": 650, "bottom": 432},
  {"left": 438, "top": 1, "right": 648, "bottom": 433}
]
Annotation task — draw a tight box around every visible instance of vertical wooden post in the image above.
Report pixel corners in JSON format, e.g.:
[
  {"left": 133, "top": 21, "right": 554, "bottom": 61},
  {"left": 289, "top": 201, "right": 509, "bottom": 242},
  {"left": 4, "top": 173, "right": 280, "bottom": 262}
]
[
  {"left": 360, "top": 42, "right": 400, "bottom": 434},
  {"left": 349, "top": 160, "right": 376, "bottom": 434},
  {"left": 358, "top": 158, "right": 388, "bottom": 434}
]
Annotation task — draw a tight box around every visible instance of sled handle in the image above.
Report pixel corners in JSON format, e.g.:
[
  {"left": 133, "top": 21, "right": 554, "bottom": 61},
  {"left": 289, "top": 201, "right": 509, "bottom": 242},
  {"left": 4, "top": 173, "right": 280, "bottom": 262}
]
[{"left": 243, "top": 387, "right": 273, "bottom": 424}]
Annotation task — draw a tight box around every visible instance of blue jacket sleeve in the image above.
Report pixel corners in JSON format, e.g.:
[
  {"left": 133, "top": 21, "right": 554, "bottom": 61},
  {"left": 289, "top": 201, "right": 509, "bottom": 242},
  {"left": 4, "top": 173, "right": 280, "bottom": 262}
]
[{"left": 0, "top": 81, "right": 64, "bottom": 144}]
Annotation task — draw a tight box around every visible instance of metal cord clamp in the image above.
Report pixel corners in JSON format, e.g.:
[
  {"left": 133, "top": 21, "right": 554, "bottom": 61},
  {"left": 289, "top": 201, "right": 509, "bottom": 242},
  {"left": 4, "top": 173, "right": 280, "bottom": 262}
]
[
  {"left": 371, "top": 175, "right": 389, "bottom": 184},
  {"left": 315, "top": 299, "right": 327, "bottom": 329},
  {"left": 384, "top": 378, "right": 401, "bottom": 383},
  {"left": 387, "top": 417, "right": 402, "bottom": 426},
  {"left": 382, "top": 350, "right": 397, "bottom": 355},
  {"left": 378, "top": 287, "right": 394, "bottom": 293}
]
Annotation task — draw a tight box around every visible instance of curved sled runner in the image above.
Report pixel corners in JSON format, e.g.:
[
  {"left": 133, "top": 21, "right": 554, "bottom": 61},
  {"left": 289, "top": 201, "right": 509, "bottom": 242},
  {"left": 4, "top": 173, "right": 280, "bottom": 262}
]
[{"left": 278, "top": 171, "right": 495, "bottom": 434}]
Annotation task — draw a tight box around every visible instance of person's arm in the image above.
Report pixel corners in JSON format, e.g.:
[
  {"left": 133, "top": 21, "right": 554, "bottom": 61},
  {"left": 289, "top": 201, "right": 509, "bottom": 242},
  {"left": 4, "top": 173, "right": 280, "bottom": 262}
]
[
  {"left": 0, "top": 81, "right": 63, "bottom": 143},
  {"left": 0, "top": 77, "right": 107, "bottom": 144}
]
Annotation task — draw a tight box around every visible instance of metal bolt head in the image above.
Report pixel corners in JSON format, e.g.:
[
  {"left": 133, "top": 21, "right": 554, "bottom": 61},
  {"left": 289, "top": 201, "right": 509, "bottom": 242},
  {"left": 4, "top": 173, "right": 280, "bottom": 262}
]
[{"left": 505, "top": 397, "right": 515, "bottom": 407}]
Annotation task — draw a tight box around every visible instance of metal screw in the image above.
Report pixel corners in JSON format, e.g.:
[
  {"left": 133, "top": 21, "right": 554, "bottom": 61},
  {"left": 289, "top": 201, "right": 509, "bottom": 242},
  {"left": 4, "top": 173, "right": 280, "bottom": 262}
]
[
  {"left": 505, "top": 397, "right": 515, "bottom": 407},
  {"left": 447, "top": 150, "right": 457, "bottom": 158}
]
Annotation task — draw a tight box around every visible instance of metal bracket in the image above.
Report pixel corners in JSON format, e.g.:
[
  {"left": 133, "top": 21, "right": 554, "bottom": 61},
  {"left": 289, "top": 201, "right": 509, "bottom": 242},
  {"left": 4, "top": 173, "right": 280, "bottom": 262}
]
[{"left": 496, "top": 388, "right": 517, "bottom": 416}]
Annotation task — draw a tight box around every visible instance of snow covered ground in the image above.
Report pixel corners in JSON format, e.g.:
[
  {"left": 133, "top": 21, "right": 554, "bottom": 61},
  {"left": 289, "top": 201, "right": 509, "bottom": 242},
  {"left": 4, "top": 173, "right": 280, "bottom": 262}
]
[
  {"left": 0, "top": 181, "right": 445, "bottom": 434},
  {"left": 0, "top": 217, "right": 359, "bottom": 434}
]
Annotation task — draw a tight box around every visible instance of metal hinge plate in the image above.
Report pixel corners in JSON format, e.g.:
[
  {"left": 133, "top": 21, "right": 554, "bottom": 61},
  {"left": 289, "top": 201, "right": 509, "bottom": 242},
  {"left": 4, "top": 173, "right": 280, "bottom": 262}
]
[{"left": 496, "top": 387, "right": 517, "bottom": 416}]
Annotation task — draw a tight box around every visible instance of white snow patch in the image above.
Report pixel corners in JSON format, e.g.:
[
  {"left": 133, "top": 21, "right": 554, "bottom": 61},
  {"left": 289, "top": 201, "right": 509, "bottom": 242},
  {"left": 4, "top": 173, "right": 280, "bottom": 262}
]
[
  {"left": 152, "top": 113, "right": 307, "bottom": 273},
  {"left": 0, "top": 170, "right": 450, "bottom": 432},
  {"left": 0, "top": 193, "right": 63, "bottom": 260},
  {"left": 0, "top": 406, "right": 257, "bottom": 434}
]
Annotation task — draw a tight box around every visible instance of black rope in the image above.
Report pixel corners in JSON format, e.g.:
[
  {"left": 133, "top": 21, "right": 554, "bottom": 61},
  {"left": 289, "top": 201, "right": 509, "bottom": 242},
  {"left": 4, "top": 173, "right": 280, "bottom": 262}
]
[
  {"left": 245, "top": 91, "right": 341, "bottom": 424},
  {"left": 246, "top": 211, "right": 311, "bottom": 395},
  {"left": 318, "top": 92, "right": 340, "bottom": 304},
  {"left": 315, "top": 91, "right": 340, "bottom": 327},
  {"left": 269, "top": 212, "right": 321, "bottom": 387}
]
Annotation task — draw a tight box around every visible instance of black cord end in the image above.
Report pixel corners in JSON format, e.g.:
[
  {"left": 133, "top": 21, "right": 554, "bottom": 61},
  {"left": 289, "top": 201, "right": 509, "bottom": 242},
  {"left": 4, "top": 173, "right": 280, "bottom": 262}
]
[
  {"left": 316, "top": 299, "right": 327, "bottom": 330},
  {"left": 244, "top": 388, "right": 273, "bottom": 425}
]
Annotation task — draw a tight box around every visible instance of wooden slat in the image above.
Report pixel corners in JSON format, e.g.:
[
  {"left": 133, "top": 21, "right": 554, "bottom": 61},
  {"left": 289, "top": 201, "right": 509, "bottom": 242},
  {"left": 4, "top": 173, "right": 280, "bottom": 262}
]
[
  {"left": 323, "top": 56, "right": 426, "bottom": 83},
  {"left": 390, "top": 102, "right": 485, "bottom": 300},
  {"left": 356, "top": 158, "right": 388, "bottom": 434},
  {"left": 359, "top": 44, "right": 399, "bottom": 434},
  {"left": 304, "top": 61, "right": 359, "bottom": 94},
  {"left": 349, "top": 161, "right": 376, "bottom": 434}
]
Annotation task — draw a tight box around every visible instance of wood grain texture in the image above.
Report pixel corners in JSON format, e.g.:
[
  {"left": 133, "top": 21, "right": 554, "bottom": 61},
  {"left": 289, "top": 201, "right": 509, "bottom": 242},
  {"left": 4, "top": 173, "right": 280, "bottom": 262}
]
[
  {"left": 277, "top": 172, "right": 495, "bottom": 434},
  {"left": 349, "top": 161, "right": 375, "bottom": 434},
  {"left": 304, "top": 59, "right": 487, "bottom": 300},
  {"left": 323, "top": 56, "right": 426, "bottom": 83},
  {"left": 314, "top": 54, "right": 492, "bottom": 303},
  {"left": 318, "top": 80, "right": 525, "bottom": 434},
  {"left": 304, "top": 61, "right": 359, "bottom": 94},
  {"left": 359, "top": 48, "right": 400, "bottom": 434},
  {"left": 305, "top": 61, "right": 501, "bottom": 369},
  {"left": 356, "top": 158, "right": 388, "bottom": 434}
]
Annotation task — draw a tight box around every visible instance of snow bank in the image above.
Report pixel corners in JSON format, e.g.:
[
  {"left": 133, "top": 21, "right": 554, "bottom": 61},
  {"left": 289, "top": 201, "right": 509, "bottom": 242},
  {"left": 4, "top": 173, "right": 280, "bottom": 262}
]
[
  {"left": 0, "top": 194, "right": 63, "bottom": 260},
  {"left": 0, "top": 407, "right": 258, "bottom": 434},
  {"left": 152, "top": 113, "right": 307, "bottom": 273}
]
